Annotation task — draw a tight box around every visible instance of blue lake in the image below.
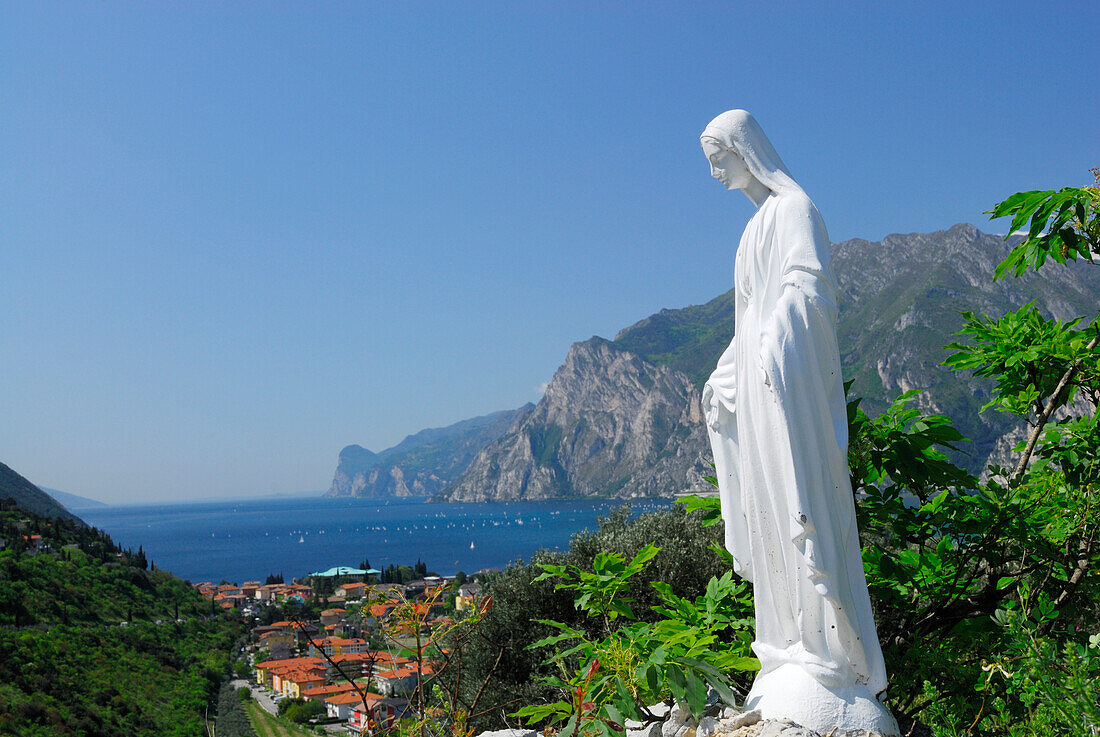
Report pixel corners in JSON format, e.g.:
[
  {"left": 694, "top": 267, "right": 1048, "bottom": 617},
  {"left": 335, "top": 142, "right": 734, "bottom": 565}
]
[{"left": 80, "top": 496, "right": 672, "bottom": 584}]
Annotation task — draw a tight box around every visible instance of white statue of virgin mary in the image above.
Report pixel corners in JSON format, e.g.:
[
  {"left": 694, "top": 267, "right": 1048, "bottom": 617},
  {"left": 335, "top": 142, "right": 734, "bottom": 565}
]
[{"left": 700, "top": 110, "right": 898, "bottom": 735}]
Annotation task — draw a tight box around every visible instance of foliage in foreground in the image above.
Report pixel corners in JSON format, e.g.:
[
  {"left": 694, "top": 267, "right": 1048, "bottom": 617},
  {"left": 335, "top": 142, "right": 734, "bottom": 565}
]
[
  {"left": 432, "top": 504, "right": 731, "bottom": 733},
  {"left": 844, "top": 174, "right": 1100, "bottom": 736},
  {"left": 515, "top": 544, "right": 755, "bottom": 737},
  {"left": 0, "top": 498, "right": 213, "bottom": 626},
  {"left": 278, "top": 696, "right": 326, "bottom": 724}
]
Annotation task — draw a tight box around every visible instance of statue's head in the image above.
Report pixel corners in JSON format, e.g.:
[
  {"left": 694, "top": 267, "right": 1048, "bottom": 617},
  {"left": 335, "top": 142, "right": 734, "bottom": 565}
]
[
  {"left": 700, "top": 110, "right": 802, "bottom": 198},
  {"left": 701, "top": 136, "right": 753, "bottom": 191}
]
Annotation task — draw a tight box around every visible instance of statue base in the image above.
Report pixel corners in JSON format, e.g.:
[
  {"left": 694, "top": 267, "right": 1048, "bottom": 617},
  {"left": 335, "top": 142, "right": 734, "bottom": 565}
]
[{"left": 745, "top": 663, "right": 900, "bottom": 736}]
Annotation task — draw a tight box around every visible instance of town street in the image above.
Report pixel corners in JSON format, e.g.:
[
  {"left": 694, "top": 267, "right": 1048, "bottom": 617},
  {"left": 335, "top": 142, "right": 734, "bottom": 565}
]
[{"left": 230, "top": 678, "right": 277, "bottom": 715}]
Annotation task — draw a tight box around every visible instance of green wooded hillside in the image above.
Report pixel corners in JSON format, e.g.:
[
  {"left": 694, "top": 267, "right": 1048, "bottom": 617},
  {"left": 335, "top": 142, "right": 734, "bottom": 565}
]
[{"left": 0, "top": 496, "right": 243, "bottom": 736}]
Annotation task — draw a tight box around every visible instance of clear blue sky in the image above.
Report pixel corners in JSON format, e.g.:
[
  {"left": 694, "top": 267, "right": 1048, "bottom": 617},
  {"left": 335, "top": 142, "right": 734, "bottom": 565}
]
[{"left": 2, "top": 2, "right": 1097, "bottom": 504}]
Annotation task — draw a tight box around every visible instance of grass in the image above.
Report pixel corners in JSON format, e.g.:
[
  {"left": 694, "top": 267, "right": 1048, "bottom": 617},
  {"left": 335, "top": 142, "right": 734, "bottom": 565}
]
[{"left": 245, "top": 700, "right": 319, "bottom": 737}]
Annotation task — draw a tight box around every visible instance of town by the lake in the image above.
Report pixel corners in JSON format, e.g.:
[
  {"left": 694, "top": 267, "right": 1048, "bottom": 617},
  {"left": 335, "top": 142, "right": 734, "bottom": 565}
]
[{"left": 198, "top": 564, "right": 489, "bottom": 733}]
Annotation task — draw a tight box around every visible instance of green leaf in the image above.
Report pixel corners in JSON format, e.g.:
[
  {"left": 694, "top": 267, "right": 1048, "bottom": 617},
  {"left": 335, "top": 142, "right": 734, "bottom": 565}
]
[
  {"left": 629, "top": 544, "right": 662, "bottom": 569},
  {"left": 643, "top": 663, "right": 660, "bottom": 694},
  {"left": 529, "top": 630, "right": 585, "bottom": 649},
  {"left": 684, "top": 669, "right": 707, "bottom": 718},
  {"left": 513, "top": 701, "right": 572, "bottom": 724},
  {"left": 668, "top": 666, "right": 687, "bottom": 705},
  {"left": 725, "top": 656, "right": 761, "bottom": 671},
  {"left": 614, "top": 679, "right": 643, "bottom": 721}
]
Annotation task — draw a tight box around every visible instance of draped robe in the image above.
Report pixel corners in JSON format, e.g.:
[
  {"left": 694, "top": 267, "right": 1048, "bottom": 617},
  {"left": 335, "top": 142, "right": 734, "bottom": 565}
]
[{"left": 703, "top": 190, "right": 888, "bottom": 695}]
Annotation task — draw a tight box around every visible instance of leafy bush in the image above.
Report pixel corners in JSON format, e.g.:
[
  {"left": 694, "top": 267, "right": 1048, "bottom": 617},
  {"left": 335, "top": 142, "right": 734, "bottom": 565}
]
[
  {"left": 433, "top": 505, "right": 730, "bottom": 733},
  {"left": 282, "top": 697, "right": 325, "bottom": 724},
  {"left": 234, "top": 658, "right": 253, "bottom": 680},
  {"left": 516, "top": 545, "right": 755, "bottom": 737}
]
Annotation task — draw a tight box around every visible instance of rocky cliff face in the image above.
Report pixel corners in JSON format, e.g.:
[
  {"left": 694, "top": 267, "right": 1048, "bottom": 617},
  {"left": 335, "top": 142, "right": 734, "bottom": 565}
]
[
  {"left": 832, "top": 224, "right": 1100, "bottom": 465},
  {"left": 327, "top": 405, "right": 534, "bottom": 498},
  {"left": 434, "top": 225, "right": 1100, "bottom": 501},
  {"left": 440, "top": 338, "right": 709, "bottom": 502}
]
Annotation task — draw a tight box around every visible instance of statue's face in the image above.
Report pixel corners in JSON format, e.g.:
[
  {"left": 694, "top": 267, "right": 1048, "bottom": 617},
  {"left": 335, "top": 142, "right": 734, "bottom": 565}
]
[{"left": 702, "top": 138, "right": 752, "bottom": 191}]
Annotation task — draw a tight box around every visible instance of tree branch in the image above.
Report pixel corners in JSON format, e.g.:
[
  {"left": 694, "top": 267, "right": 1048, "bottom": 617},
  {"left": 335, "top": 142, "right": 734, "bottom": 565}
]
[
  {"left": 289, "top": 614, "right": 382, "bottom": 735},
  {"left": 1011, "top": 333, "right": 1100, "bottom": 483},
  {"left": 1040, "top": 532, "right": 1096, "bottom": 636},
  {"left": 468, "top": 644, "right": 506, "bottom": 718}
]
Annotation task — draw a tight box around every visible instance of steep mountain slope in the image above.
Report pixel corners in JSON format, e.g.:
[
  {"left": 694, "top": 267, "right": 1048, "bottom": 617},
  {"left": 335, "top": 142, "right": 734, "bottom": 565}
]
[
  {"left": 327, "top": 405, "right": 534, "bottom": 497},
  {"left": 442, "top": 338, "right": 708, "bottom": 502},
  {"left": 831, "top": 224, "right": 1099, "bottom": 464},
  {"left": 436, "top": 225, "right": 1100, "bottom": 501},
  {"left": 0, "top": 461, "right": 84, "bottom": 524},
  {"left": 0, "top": 497, "right": 242, "bottom": 736}
]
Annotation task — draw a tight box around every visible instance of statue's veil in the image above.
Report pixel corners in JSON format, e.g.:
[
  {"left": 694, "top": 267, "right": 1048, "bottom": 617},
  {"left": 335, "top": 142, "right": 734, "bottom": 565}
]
[{"left": 701, "top": 110, "right": 804, "bottom": 197}]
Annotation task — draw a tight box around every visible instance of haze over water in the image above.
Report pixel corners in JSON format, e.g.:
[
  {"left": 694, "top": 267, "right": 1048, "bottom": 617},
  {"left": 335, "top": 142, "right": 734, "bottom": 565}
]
[{"left": 80, "top": 496, "right": 672, "bottom": 584}]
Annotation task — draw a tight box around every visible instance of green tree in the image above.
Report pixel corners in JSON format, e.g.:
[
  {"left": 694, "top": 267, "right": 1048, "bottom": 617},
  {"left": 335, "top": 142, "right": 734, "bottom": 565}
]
[{"left": 845, "top": 173, "right": 1100, "bottom": 735}]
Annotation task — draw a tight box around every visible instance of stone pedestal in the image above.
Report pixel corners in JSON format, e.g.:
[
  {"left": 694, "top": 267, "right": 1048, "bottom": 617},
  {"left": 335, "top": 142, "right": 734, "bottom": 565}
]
[{"left": 745, "top": 664, "right": 899, "bottom": 736}]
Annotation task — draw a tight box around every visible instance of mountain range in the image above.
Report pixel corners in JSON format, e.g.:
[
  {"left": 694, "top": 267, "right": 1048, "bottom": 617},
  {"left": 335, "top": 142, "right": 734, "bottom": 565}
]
[
  {"left": 40, "top": 487, "right": 108, "bottom": 511},
  {"left": 326, "top": 405, "right": 534, "bottom": 498},
  {"left": 329, "top": 224, "right": 1100, "bottom": 502}
]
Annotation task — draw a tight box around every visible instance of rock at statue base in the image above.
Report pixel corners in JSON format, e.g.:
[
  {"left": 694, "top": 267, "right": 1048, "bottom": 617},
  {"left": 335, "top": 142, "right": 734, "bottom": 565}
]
[
  {"left": 713, "top": 717, "right": 893, "bottom": 737},
  {"left": 744, "top": 664, "right": 899, "bottom": 736},
  {"left": 473, "top": 730, "right": 537, "bottom": 737}
]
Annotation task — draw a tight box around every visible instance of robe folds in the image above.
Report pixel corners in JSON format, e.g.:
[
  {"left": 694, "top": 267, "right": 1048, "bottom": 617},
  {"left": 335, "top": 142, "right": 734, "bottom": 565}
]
[{"left": 703, "top": 190, "right": 889, "bottom": 695}]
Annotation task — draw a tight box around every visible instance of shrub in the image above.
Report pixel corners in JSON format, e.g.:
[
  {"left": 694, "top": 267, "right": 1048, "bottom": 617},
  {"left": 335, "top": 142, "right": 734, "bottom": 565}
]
[
  {"left": 216, "top": 681, "right": 258, "bottom": 737},
  {"left": 516, "top": 545, "right": 756, "bottom": 735},
  {"left": 283, "top": 698, "right": 325, "bottom": 724},
  {"left": 434, "top": 504, "right": 730, "bottom": 732}
]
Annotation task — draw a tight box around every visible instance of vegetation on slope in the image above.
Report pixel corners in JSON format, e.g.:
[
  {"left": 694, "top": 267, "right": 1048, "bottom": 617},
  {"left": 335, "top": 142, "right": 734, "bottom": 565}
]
[
  {"left": 0, "top": 496, "right": 243, "bottom": 736},
  {"left": 613, "top": 290, "right": 738, "bottom": 388},
  {"left": 215, "top": 683, "right": 259, "bottom": 737},
  {"left": 0, "top": 620, "right": 238, "bottom": 736}
]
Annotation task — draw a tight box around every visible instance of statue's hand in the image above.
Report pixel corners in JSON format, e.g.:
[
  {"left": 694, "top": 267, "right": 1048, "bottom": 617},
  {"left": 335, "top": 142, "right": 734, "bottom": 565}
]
[
  {"left": 702, "top": 382, "right": 715, "bottom": 410},
  {"left": 702, "top": 382, "right": 718, "bottom": 429},
  {"left": 701, "top": 381, "right": 729, "bottom": 431}
]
